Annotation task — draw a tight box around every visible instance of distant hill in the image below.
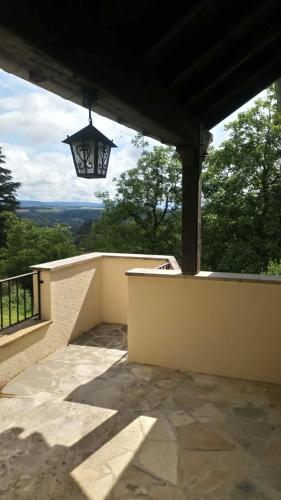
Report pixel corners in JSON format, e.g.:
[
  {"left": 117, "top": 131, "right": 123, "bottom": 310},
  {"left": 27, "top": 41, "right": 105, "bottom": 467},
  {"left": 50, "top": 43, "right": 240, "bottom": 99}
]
[
  {"left": 17, "top": 200, "right": 104, "bottom": 235},
  {"left": 19, "top": 200, "right": 103, "bottom": 209}
]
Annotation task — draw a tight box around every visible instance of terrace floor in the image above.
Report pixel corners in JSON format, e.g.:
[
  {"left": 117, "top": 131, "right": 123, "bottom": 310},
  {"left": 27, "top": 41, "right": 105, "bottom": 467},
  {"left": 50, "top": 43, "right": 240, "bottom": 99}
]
[{"left": 1, "top": 324, "right": 281, "bottom": 500}]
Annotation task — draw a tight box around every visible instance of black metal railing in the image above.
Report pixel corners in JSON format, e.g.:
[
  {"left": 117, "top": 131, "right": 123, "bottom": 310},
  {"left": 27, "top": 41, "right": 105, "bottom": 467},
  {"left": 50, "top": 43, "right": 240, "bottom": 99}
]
[
  {"left": 157, "top": 262, "right": 172, "bottom": 270},
  {"left": 0, "top": 271, "right": 41, "bottom": 331}
]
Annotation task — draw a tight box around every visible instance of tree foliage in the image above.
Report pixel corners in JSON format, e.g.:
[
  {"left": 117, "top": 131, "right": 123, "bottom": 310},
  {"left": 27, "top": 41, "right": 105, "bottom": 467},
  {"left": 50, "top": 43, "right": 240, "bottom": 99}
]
[
  {"left": 0, "top": 148, "right": 77, "bottom": 278},
  {"left": 202, "top": 88, "right": 281, "bottom": 273},
  {"left": 82, "top": 136, "right": 182, "bottom": 258},
  {"left": 0, "top": 147, "right": 20, "bottom": 212},
  {"left": 0, "top": 213, "right": 77, "bottom": 277},
  {"left": 0, "top": 146, "right": 21, "bottom": 247}
]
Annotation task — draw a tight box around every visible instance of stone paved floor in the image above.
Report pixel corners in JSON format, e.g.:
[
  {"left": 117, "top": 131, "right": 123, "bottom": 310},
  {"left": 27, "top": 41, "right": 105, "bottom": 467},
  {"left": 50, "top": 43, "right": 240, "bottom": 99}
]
[
  {"left": 1, "top": 324, "right": 281, "bottom": 500},
  {"left": 72, "top": 323, "right": 128, "bottom": 350}
]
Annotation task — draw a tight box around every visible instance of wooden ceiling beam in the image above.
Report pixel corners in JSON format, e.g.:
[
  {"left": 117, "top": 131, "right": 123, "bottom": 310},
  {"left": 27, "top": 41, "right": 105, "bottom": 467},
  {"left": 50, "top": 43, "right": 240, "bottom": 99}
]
[
  {"left": 169, "top": 0, "right": 276, "bottom": 88},
  {"left": 144, "top": 0, "right": 209, "bottom": 61},
  {"left": 201, "top": 53, "right": 281, "bottom": 128},
  {"left": 0, "top": 26, "right": 200, "bottom": 147},
  {"left": 185, "top": 26, "right": 281, "bottom": 108},
  {"left": 1, "top": 1, "right": 281, "bottom": 137}
]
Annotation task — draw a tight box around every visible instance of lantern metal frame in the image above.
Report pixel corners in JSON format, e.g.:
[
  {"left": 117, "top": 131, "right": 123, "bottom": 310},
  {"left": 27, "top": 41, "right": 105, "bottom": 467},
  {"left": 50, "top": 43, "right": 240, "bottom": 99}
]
[{"left": 62, "top": 96, "right": 117, "bottom": 179}]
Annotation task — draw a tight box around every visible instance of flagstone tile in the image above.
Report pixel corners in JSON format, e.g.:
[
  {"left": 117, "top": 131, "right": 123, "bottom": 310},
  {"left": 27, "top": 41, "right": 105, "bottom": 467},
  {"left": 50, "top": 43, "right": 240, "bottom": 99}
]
[
  {"left": 178, "top": 423, "right": 235, "bottom": 451},
  {"left": 137, "top": 440, "right": 178, "bottom": 485}
]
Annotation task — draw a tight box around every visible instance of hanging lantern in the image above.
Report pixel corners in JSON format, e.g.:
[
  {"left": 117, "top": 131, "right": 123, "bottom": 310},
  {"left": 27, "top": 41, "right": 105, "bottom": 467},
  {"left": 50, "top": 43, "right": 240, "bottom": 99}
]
[{"left": 63, "top": 99, "right": 117, "bottom": 179}]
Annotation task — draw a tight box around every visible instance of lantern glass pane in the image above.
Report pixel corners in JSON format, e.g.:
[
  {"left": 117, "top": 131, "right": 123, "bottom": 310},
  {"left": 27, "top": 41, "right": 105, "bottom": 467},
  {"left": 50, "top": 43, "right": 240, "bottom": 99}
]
[
  {"left": 97, "top": 140, "right": 111, "bottom": 176},
  {"left": 71, "top": 140, "right": 96, "bottom": 176}
]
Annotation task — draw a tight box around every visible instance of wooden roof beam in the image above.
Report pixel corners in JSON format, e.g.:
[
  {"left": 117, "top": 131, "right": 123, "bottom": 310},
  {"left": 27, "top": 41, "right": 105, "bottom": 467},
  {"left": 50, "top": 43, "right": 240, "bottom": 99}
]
[
  {"left": 169, "top": 0, "right": 276, "bottom": 89},
  {"left": 144, "top": 0, "right": 209, "bottom": 62},
  {"left": 0, "top": 26, "right": 200, "bottom": 147},
  {"left": 201, "top": 53, "right": 281, "bottom": 128},
  {"left": 185, "top": 25, "right": 281, "bottom": 108}
]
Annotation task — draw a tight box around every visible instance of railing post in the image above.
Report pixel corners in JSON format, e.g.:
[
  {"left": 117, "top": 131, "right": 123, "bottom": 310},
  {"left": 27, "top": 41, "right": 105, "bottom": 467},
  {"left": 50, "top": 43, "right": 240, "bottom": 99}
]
[
  {"left": 0, "top": 282, "right": 3, "bottom": 330},
  {"left": 0, "top": 272, "right": 41, "bottom": 332},
  {"left": 37, "top": 271, "right": 42, "bottom": 320}
]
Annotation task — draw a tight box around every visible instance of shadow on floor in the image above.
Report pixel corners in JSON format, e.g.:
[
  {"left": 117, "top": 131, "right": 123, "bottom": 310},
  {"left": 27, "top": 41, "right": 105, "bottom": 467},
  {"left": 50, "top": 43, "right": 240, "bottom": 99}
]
[{"left": 72, "top": 323, "right": 128, "bottom": 351}]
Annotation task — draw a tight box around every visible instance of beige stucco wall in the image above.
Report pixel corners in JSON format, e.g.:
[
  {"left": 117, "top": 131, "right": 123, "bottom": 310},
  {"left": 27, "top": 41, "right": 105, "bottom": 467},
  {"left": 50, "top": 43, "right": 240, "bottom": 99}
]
[
  {"left": 0, "top": 322, "right": 52, "bottom": 385},
  {"left": 101, "top": 256, "right": 167, "bottom": 324},
  {"left": 127, "top": 273, "right": 281, "bottom": 384},
  {"left": 0, "top": 253, "right": 170, "bottom": 386},
  {"left": 0, "top": 258, "right": 102, "bottom": 386},
  {"left": 46, "top": 259, "right": 102, "bottom": 342}
]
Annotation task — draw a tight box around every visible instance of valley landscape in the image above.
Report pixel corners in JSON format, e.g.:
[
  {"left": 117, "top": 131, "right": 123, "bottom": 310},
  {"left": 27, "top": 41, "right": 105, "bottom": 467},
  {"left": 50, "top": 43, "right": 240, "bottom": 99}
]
[{"left": 16, "top": 200, "right": 103, "bottom": 234}]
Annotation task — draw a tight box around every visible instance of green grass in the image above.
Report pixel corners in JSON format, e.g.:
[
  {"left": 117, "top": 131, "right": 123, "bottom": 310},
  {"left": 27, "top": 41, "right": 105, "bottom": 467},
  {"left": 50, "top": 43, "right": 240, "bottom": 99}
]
[{"left": 0, "top": 286, "right": 34, "bottom": 330}]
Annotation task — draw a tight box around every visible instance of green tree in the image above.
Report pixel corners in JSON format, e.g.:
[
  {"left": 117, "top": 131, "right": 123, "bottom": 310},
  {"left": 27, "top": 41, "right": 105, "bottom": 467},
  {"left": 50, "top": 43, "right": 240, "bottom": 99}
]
[
  {"left": 0, "top": 213, "right": 77, "bottom": 277},
  {"left": 202, "top": 88, "right": 281, "bottom": 273},
  {"left": 82, "top": 136, "right": 182, "bottom": 258},
  {"left": 0, "top": 147, "right": 21, "bottom": 247}
]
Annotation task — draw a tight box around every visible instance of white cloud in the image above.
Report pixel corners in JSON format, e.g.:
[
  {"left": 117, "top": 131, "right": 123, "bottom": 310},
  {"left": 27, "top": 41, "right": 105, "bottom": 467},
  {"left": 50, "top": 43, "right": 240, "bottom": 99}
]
[
  {"left": 0, "top": 88, "right": 137, "bottom": 150},
  {"left": 2, "top": 141, "right": 142, "bottom": 202}
]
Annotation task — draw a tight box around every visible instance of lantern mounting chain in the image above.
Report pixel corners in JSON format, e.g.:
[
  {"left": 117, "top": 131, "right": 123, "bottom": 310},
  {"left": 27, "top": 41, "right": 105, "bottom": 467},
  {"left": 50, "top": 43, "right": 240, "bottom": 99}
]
[
  {"left": 82, "top": 90, "right": 98, "bottom": 123},
  {"left": 89, "top": 106, "right": 92, "bottom": 126}
]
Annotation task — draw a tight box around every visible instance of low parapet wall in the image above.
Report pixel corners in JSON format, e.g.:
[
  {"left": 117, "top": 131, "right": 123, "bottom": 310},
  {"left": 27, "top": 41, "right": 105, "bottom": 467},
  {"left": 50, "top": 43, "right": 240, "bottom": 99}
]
[{"left": 127, "top": 270, "right": 281, "bottom": 384}]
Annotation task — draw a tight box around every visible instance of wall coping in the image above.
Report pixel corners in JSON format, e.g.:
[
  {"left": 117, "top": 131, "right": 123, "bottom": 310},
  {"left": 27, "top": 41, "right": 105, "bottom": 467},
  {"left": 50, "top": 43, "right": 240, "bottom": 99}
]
[
  {"left": 0, "top": 320, "right": 52, "bottom": 348},
  {"left": 126, "top": 268, "right": 281, "bottom": 285},
  {"left": 32, "top": 252, "right": 177, "bottom": 272},
  {"left": 32, "top": 252, "right": 103, "bottom": 271},
  {"left": 31, "top": 252, "right": 280, "bottom": 284}
]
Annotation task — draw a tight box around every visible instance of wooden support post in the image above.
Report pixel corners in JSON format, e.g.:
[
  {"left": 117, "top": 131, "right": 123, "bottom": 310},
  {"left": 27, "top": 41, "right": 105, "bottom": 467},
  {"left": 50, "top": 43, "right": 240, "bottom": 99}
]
[{"left": 177, "top": 142, "right": 201, "bottom": 275}]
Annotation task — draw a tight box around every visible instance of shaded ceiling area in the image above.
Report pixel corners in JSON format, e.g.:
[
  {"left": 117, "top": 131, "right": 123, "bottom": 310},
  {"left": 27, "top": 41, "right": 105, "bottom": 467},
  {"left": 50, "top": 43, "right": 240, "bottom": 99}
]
[{"left": 0, "top": 0, "right": 281, "bottom": 145}]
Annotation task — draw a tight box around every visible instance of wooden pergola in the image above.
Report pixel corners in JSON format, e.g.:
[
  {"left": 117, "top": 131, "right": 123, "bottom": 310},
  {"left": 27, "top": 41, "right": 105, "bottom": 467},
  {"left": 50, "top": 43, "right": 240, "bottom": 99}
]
[{"left": 0, "top": 0, "right": 281, "bottom": 274}]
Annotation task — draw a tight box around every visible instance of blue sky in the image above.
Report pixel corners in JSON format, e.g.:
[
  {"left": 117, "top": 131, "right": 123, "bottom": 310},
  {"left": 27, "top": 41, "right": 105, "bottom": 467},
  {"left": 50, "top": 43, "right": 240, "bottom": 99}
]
[{"left": 0, "top": 68, "right": 264, "bottom": 202}]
